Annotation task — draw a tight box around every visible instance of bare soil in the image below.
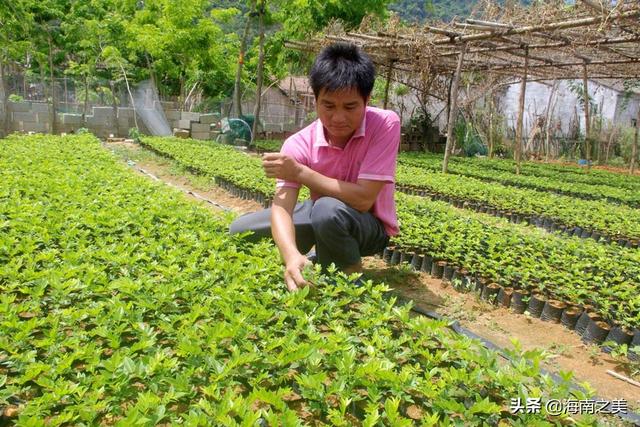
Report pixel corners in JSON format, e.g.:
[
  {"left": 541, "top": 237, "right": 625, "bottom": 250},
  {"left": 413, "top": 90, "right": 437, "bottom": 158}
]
[
  {"left": 362, "top": 258, "right": 640, "bottom": 408},
  {"left": 103, "top": 140, "right": 640, "bottom": 414},
  {"left": 104, "top": 140, "right": 261, "bottom": 214}
]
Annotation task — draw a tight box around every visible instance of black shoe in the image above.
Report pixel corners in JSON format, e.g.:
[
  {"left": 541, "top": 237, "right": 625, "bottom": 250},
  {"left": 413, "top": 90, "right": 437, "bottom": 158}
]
[{"left": 306, "top": 249, "right": 317, "bottom": 264}]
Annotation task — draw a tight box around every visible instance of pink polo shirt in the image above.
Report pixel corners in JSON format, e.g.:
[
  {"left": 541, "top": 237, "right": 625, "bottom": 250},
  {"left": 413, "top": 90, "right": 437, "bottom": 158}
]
[{"left": 276, "top": 106, "right": 400, "bottom": 236}]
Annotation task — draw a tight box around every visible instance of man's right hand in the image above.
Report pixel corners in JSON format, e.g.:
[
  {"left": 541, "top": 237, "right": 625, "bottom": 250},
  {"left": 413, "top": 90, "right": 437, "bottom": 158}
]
[{"left": 284, "top": 253, "right": 311, "bottom": 292}]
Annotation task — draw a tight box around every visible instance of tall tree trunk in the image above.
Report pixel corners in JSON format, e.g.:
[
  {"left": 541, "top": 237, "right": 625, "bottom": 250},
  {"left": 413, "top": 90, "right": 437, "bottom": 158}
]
[
  {"left": 48, "top": 34, "right": 57, "bottom": 134},
  {"left": 109, "top": 80, "right": 120, "bottom": 137},
  {"left": 631, "top": 110, "right": 639, "bottom": 174},
  {"left": 145, "top": 53, "right": 157, "bottom": 90},
  {"left": 515, "top": 47, "right": 529, "bottom": 175},
  {"left": 251, "top": 0, "right": 266, "bottom": 145},
  {"left": 582, "top": 62, "right": 591, "bottom": 170},
  {"left": 383, "top": 59, "right": 394, "bottom": 110},
  {"left": 233, "top": 0, "right": 256, "bottom": 118},
  {"left": 544, "top": 81, "right": 559, "bottom": 162},
  {"left": 0, "top": 61, "right": 9, "bottom": 136},
  {"left": 83, "top": 73, "right": 89, "bottom": 127},
  {"left": 119, "top": 62, "right": 138, "bottom": 130},
  {"left": 442, "top": 43, "right": 467, "bottom": 174},
  {"left": 488, "top": 90, "right": 494, "bottom": 158}
]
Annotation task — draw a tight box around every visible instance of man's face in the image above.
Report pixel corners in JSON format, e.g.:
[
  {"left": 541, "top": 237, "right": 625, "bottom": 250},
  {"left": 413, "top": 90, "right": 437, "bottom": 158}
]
[{"left": 316, "top": 87, "right": 368, "bottom": 144}]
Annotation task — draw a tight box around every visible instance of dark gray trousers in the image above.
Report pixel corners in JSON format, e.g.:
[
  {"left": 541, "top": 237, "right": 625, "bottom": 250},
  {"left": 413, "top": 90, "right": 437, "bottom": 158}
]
[{"left": 229, "top": 197, "right": 389, "bottom": 268}]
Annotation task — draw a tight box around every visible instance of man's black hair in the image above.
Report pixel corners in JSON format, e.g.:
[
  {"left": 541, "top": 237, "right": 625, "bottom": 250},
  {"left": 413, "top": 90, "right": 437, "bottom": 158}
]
[{"left": 309, "top": 42, "right": 376, "bottom": 100}]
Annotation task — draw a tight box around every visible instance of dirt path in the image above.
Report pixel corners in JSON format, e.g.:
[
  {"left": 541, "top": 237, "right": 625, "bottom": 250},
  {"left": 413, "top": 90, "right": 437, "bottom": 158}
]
[{"left": 104, "top": 141, "right": 640, "bottom": 413}]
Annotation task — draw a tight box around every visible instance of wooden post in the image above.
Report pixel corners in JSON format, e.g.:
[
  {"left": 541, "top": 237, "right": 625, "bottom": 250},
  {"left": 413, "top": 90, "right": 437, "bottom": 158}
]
[
  {"left": 514, "top": 46, "right": 529, "bottom": 175},
  {"left": 582, "top": 61, "right": 591, "bottom": 169},
  {"left": 383, "top": 59, "right": 394, "bottom": 110},
  {"left": 109, "top": 80, "right": 120, "bottom": 137},
  {"left": 0, "top": 62, "right": 9, "bottom": 137},
  {"left": 544, "top": 81, "right": 559, "bottom": 162},
  {"left": 48, "top": 34, "right": 58, "bottom": 134},
  {"left": 251, "top": 0, "right": 266, "bottom": 145},
  {"left": 488, "top": 91, "right": 494, "bottom": 158},
  {"left": 442, "top": 43, "right": 467, "bottom": 174},
  {"left": 631, "top": 113, "right": 639, "bottom": 174},
  {"left": 233, "top": 0, "right": 256, "bottom": 118}
]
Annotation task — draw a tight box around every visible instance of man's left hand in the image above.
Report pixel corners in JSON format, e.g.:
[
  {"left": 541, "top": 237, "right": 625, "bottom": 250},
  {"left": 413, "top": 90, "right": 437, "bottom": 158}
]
[{"left": 263, "top": 153, "right": 304, "bottom": 181}]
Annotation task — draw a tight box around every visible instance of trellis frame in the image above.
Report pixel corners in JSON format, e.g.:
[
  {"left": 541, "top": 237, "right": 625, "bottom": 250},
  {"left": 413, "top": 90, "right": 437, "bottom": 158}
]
[{"left": 285, "top": 0, "right": 640, "bottom": 173}]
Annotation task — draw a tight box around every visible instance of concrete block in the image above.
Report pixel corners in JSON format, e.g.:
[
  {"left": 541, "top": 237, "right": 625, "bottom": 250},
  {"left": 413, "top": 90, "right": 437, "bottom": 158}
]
[
  {"left": 61, "top": 113, "right": 83, "bottom": 125},
  {"left": 31, "top": 103, "right": 51, "bottom": 113},
  {"left": 118, "top": 118, "right": 132, "bottom": 129},
  {"left": 177, "top": 119, "right": 192, "bottom": 129},
  {"left": 23, "top": 122, "right": 48, "bottom": 132},
  {"left": 12, "top": 112, "right": 37, "bottom": 122},
  {"left": 36, "top": 112, "right": 51, "bottom": 123},
  {"left": 8, "top": 101, "right": 31, "bottom": 112},
  {"left": 165, "top": 110, "right": 181, "bottom": 120},
  {"left": 180, "top": 111, "right": 200, "bottom": 122},
  {"left": 87, "top": 115, "right": 112, "bottom": 126},
  {"left": 198, "top": 114, "right": 218, "bottom": 124},
  {"left": 117, "top": 108, "right": 135, "bottom": 119},
  {"left": 92, "top": 107, "right": 115, "bottom": 118},
  {"left": 264, "top": 123, "right": 283, "bottom": 132},
  {"left": 191, "top": 123, "right": 211, "bottom": 132},
  {"left": 191, "top": 131, "right": 211, "bottom": 140}
]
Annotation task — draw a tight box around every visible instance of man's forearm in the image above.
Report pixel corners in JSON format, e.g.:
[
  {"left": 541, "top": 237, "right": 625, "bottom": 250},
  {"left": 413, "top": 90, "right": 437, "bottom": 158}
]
[
  {"left": 271, "top": 204, "right": 302, "bottom": 264},
  {"left": 297, "top": 166, "right": 375, "bottom": 212}
]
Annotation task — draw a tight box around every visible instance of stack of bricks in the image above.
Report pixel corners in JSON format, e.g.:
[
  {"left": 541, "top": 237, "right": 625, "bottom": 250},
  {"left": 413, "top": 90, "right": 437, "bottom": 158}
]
[
  {"left": 168, "top": 111, "right": 220, "bottom": 141},
  {"left": 60, "top": 113, "right": 83, "bottom": 133},
  {"left": 86, "top": 107, "right": 116, "bottom": 138},
  {"left": 8, "top": 102, "right": 50, "bottom": 133}
]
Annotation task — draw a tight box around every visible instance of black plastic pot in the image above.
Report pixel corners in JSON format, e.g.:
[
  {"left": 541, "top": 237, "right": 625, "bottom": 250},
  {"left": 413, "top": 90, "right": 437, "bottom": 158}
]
[
  {"left": 497, "top": 287, "right": 513, "bottom": 308},
  {"left": 510, "top": 290, "right": 529, "bottom": 314},
  {"left": 572, "top": 226, "right": 583, "bottom": 237},
  {"left": 420, "top": 255, "right": 433, "bottom": 274},
  {"left": 560, "top": 307, "right": 582, "bottom": 330},
  {"left": 475, "top": 277, "right": 489, "bottom": 293},
  {"left": 382, "top": 247, "right": 393, "bottom": 263},
  {"left": 629, "top": 329, "right": 640, "bottom": 361},
  {"left": 575, "top": 311, "right": 601, "bottom": 336},
  {"left": 453, "top": 269, "right": 472, "bottom": 293},
  {"left": 410, "top": 253, "right": 423, "bottom": 271},
  {"left": 481, "top": 283, "right": 501, "bottom": 304},
  {"left": 400, "top": 251, "right": 413, "bottom": 265},
  {"left": 580, "top": 229, "right": 592, "bottom": 239},
  {"left": 540, "top": 300, "right": 566, "bottom": 323},
  {"left": 527, "top": 293, "right": 547, "bottom": 318},
  {"left": 590, "top": 232, "right": 601, "bottom": 242},
  {"left": 602, "top": 326, "right": 634, "bottom": 353},
  {"left": 390, "top": 249, "right": 402, "bottom": 265},
  {"left": 582, "top": 319, "right": 611, "bottom": 344},
  {"left": 431, "top": 261, "right": 446, "bottom": 279},
  {"left": 443, "top": 265, "right": 455, "bottom": 282}
]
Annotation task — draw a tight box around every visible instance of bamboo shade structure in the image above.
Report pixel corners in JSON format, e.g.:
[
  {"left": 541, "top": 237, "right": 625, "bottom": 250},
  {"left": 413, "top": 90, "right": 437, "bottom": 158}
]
[{"left": 285, "top": 0, "right": 640, "bottom": 83}]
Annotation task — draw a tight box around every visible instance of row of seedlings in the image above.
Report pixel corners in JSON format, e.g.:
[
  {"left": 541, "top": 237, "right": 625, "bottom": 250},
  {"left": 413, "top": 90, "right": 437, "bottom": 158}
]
[{"left": 397, "top": 185, "right": 639, "bottom": 249}]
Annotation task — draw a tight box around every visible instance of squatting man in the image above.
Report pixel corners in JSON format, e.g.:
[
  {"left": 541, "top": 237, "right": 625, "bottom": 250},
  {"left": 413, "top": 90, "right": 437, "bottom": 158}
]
[{"left": 230, "top": 42, "right": 401, "bottom": 291}]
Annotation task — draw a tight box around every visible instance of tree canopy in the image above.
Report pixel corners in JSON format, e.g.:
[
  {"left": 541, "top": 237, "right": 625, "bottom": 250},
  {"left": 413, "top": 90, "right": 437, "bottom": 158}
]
[{"left": 2, "top": 0, "right": 393, "bottom": 105}]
